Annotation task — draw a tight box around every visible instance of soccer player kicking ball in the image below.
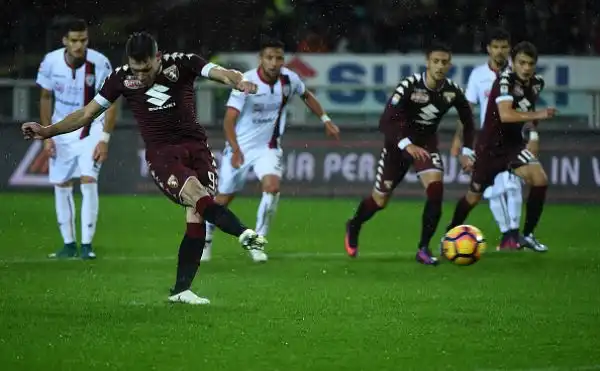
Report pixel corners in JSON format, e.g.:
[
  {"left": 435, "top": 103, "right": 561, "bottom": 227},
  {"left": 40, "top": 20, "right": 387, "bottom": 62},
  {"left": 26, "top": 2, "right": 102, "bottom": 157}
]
[
  {"left": 344, "top": 42, "right": 476, "bottom": 266},
  {"left": 36, "top": 18, "right": 117, "bottom": 259},
  {"left": 203, "top": 38, "right": 340, "bottom": 263},
  {"left": 446, "top": 41, "right": 555, "bottom": 252},
  {"left": 22, "top": 32, "right": 267, "bottom": 305}
]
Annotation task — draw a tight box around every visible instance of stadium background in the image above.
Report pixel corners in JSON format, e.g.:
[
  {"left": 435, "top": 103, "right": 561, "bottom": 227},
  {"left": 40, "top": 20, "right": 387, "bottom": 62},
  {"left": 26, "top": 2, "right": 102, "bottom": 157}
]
[
  {"left": 2, "top": 2, "right": 600, "bottom": 371},
  {"left": 2, "top": 0, "right": 600, "bottom": 202}
]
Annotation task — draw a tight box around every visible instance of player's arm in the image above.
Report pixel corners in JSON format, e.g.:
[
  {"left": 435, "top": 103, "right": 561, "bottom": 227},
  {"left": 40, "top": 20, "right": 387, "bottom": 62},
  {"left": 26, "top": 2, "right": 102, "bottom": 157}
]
[
  {"left": 452, "top": 72, "right": 479, "bottom": 155},
  {"left": 454, "top": 91, "right": 476, "bottom": 158},
  {"left": 183, "top": 53, "right": 256, "bottom": 93},
  {"left": 496, "top": 76, "right": 553, "bottom": 123},
  {"left": 299, "top": 83, "right": 340, "bottom": 139},
  {"left": 223, "top": 90, "right": 246, "bottom": 153},
  {"left": 46, "top": 72, "right": 122, "bottom": 138},
  {"left": 36, "top": 55, "right": 54, "bottom": 128},
  {"left": 44, "top": 100, "right": 106, "bottom": 137},
  {"left": 379, "top": 83, "right": 412, "bottom": 146},
  {"left": 99, "top": 60, "right": 118, "bottom": 143},
  {"left": 39, "top": 89, "right": 53, "bottom": 128}
]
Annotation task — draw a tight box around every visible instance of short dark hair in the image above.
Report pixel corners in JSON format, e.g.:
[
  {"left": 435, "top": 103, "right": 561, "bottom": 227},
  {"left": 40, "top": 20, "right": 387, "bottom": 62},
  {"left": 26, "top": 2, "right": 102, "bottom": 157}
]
[
  {"left": 259, "top": 37, "right": 285, "bottom": 53},
  {"left": 511, "top": 41, "right": 538, "bottom": 62},
  {"left": 63, "top": 18, "right": 87, "bottom": 36},
  {"left": 125, "top": 32, "right": 158, "bottom": 62},
  {"left": 426, "top": 41, "right": 452, "bottom": 57},
  {"left": 487, "top": 27, "right": 511, "bottom": 45}
]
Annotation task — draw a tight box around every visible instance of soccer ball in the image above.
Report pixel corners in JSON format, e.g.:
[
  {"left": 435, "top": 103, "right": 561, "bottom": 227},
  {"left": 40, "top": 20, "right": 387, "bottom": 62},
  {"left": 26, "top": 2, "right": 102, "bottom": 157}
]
[{"left": 441, "top": 225, "right": 487, "bottom": 265}]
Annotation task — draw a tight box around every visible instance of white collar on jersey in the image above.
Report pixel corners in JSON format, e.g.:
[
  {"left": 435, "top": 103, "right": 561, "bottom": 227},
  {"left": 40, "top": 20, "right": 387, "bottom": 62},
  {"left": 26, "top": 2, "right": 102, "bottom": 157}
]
[{"left": 421, "top": 72, "right": 446, "bottom": 92}]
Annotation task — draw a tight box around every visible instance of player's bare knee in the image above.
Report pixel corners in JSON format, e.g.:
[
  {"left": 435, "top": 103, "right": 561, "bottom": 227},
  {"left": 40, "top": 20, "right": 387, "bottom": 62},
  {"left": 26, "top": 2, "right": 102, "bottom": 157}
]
[
  {"left": 371, "top": 191, "right": 389, "bottom": 208},
  {"left": 261, "top": 175, "right": 280, "bottom": 194},
  {"left": 531, "top": 166, "right": 548, "bottom": 187},
  {"left": 80, "top": 176, "right": 96, "bottom": 184},
  {"left": 185, "top": 207, "right": 203, "bottom": 223},
  {"left": 465, "top": 190, "right": 482, "bottom": 205},
  {"left": 180, "top": 176, "right": 210, "bottom": 206},
  {"left": 214, "top": 193, "right": 234, "bottom": 206}
]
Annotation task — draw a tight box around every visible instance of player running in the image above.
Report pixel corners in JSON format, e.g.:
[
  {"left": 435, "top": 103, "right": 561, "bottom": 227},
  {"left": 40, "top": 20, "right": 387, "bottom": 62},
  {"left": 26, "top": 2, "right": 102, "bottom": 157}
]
[
  {"left": 450, "top": 28, "right": 541, "bottom": 251},
  {"left": 446, "top": 41, "right": 555, "bottom": 252},
  {"left": 22, "top": 32, "right": 266, "bottom": 305},
  {"left": 203, "top": 39, "right": 340, "bottom": 263},
  {"left": 36, "top": 18, "right": 117, "bottom": 260},
  {"left": 344, "top": 42, "right": 476, "bottom": 266}
]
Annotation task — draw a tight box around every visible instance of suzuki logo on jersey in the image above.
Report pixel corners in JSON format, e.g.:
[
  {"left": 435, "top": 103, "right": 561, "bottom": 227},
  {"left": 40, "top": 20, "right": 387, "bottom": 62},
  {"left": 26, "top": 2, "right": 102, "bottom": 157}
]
[
  {"left": 325, "top": 61, "right": 569, "bottom": 107},
  {"left": 417, "top": 104, "right": 439, "bottom": 123},
  {"left": 145, "top": 84, "right": 175, "bottom": 111}
]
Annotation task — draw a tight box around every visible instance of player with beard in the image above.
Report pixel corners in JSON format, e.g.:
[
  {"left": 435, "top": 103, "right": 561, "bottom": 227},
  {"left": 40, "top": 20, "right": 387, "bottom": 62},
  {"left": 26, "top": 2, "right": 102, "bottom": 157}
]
[
  {"left": 203, "top": 39, "right": 340, "bottom": 263},
  {"left": 446, "top": 41, "right": 555, "bottom": 252},
  {"left": 22, "top": 32, "right": 268, "bottom": 305},
  {"left": 36, "top": 18, "right": 117, "bottom": 259},
  {"left": 344, "top": 42, "right": 476, "bottom": 266}
]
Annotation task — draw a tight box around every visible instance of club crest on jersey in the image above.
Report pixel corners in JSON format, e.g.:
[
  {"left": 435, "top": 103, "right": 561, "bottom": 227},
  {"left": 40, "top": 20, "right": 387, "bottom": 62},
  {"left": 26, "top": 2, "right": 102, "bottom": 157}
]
[
  {"left": 167, "top": 174, "right": 179, "bottom": 189},
  {"left": 124, "top": 76, "right": 145, "bottom": 89},
  {"left": 85, "top": 74, "right": 95, "bottom": 87},
  {"left": 443, "top": 91, "right": 456, "bottom": 103},
  {"left": 282, "top": 84, "right": 291, "bottom": 97},
  {"left": 163, "top": 65, "right": 179, "bottom": 82},
  {"left": 391, "top": 93, "right": 401, "bottom": 105},
  {"left": 532, "top": 84, "right": 541, "bottom": 95},
  {"left": 410, "top": 90, "right": 429, "bottom": 104}
]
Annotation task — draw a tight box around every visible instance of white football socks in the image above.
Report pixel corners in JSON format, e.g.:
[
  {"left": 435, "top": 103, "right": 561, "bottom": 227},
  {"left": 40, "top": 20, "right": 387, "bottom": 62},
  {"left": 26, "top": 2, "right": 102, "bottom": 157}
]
[
  {"left": 489, "top": 195, "right": 510, "bottom": 233},
  {"left": 54, "top": 185, "right": 76, "bottom": 244},
  {"left": 256, "top": 192, "right": 280, "bottom": 237},
  {"left": 506, "top": 188, "right": 523, "bottom": 231},
  {"left": 80, "top": 182, "right": 99, "bottom": 245}
]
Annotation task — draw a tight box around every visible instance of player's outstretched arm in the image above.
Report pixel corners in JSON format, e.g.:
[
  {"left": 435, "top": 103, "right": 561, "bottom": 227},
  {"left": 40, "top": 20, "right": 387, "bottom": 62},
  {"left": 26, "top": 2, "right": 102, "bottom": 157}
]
[
  {"left": 454, "top": 97, "right": 476, "bottom": 153},
  {"left": 497, "top": 101, "right": 556, "bottom": 123},
  {"left": 25, "top": 100, "right": 107, "bottom": 140},
  {"left": 207, "top": 67, "right": 257, "bottom": 94},
  {"left": 301, "top": 91, "right": 340, "bottom": 139}
]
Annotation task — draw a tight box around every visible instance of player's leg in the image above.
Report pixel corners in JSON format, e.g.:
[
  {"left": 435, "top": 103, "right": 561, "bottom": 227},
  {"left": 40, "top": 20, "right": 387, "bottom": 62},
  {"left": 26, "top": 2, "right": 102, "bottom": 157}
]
[
  {"left": 168, "top": 207, "right": 210, "bottom": 305},
  {"left": 203, "top": 150, "right": 249, "bottom": 261},
  {"left": 202, "top": 193, "right": 235, "bottom": 262},
  {"left": 77, "top": 142, "right": 102, "bottom": 260},
  {"left": 414, "top": 153, "right": 445, "bottom": 266},
  {"left": 504, "top": 172, "right": 525, "bottom": 247},
  {"left": 345, "top": 145, "right": 410, "bottom": 257},
  {"left": 251, "top": 149, "right": 284, "bottom": 262},
  {"left": 484, "top": 172, "right": 517, "bottom": 250},
  {"left": 48, "top": 144, "right": 79, "bottom": 258},
  {"left": 168, "top": 142, "right": 265, "bottom": 251},
  {"left": 512, "top": 150, "right": 549, "bottom": 252},
  {"left": 446, "top": 155, "right": 499, "bottom": 232}
]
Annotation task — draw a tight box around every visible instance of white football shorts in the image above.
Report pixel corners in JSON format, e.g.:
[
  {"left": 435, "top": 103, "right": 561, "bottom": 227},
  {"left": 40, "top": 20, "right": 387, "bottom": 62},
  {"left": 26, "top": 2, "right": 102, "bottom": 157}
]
[{"left": 217, "top": 147, "right": 283, "bottom": 194}]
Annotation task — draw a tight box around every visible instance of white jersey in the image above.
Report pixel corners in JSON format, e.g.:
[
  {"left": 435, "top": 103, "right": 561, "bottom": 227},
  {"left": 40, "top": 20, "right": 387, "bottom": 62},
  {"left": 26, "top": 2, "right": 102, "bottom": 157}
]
[
  {"left": 36, "top": 48, "right": 112, "bottom": 144},
  {"left": 464, "top": 63, "right": 508, "bottom": 128},
  {"left": 225, "top": 67, "right": 306, "bottom": 153}
]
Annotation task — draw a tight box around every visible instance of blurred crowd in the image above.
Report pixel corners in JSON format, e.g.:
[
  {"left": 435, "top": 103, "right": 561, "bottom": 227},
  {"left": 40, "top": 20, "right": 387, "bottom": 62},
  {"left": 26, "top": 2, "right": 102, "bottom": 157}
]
[{"left": 2, "top": 0, "right": 600, "bottom": 77}]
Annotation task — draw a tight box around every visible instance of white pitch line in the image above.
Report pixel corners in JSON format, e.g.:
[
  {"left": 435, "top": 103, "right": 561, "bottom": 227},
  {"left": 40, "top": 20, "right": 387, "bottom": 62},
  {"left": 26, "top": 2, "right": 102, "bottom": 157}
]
[
  {"left": 0, "top": 246, "right": 593, "bottom": 265},
  {"left": 0, "top": 251, "right": 408, "bottom": 264}
]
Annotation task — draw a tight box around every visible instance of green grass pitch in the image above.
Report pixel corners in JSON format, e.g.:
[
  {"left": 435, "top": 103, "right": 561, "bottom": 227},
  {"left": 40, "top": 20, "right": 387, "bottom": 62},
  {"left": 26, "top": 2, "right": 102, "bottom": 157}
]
[{"left": 1, "top": 193, "right": 599, "bottom": 371}]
